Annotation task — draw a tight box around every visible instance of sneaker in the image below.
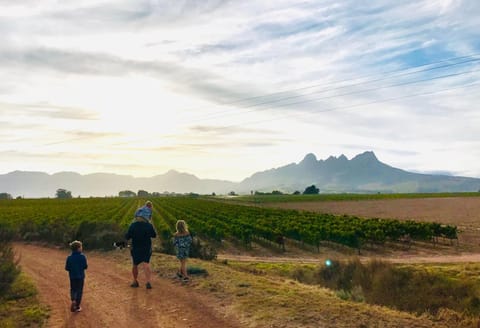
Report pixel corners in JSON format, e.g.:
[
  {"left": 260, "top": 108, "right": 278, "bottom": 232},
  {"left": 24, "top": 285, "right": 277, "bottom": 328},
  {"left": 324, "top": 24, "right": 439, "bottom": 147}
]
[
  {"left": 70, "top": 301, "right": 77, "bottom": 312},
  {"left": 75, "top": 306, "right": 82, "bottom": 312},
  {"left": 146, "top": 282, "right": 152, "bottom": 289},
  {"left": 130, "top": 281, "right": 139, "bottom": 288},
  {"left": 182, "top": 277, "right": 189, "bottom": 283},
  {"left": 176, "top": 272, "right": 183, "bottom": 279}
]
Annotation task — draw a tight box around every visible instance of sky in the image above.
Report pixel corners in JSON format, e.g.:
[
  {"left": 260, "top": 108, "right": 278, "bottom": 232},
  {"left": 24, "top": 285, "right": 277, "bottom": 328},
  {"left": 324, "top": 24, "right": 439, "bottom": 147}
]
[{"left": 1, "top": 0, "right": 479, "bottom": 182}]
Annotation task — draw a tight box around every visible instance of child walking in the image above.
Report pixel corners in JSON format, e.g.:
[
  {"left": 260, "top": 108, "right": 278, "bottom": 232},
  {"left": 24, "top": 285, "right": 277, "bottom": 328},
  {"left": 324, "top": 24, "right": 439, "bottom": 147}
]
[
  {"left": 65, "top": 240, "right": 88, "bottom": 312},
  {"left": 173, "top": 220, "right": 192, "bottom": 282},
  {"left": 134, "top": 200, "right": 153, "bottom": 223}
]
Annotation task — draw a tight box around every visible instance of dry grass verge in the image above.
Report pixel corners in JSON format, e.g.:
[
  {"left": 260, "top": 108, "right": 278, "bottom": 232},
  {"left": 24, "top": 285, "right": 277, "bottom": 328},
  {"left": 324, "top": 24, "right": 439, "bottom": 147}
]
[{"left": 146, "top": 252, "right": 476, "bottom": 328}]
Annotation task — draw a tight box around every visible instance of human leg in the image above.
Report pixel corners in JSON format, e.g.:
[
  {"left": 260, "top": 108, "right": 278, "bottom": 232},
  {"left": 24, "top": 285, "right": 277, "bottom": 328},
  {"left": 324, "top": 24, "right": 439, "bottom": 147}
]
[
  {"left": 130, "top": 248, "right": 140, "bottom": 286},
  {"left": 180, "top": 259, "right": 187, "bottom": 278},
  {"left": 70, "top": 279, "right": 84, "bottom": 311},
  {"left": 75, "top": 279, "right": 84, "bottom": 307},
  {"left": 69, "top": 279, "right": 77, "bottom": 312},
  {"left": 130, "top": 265, "right": 139, "bottom": 287},
  {"left": 143, "top": 262, "right": 152, "bottom": 284},
  {"left": 132, "top": 264, "right": 139, "bottom": 280}
]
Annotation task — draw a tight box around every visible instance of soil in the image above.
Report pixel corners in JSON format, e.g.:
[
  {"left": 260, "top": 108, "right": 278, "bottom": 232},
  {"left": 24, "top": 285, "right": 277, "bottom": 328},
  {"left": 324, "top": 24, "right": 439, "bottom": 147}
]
[{"left": 15, "top": 243, "right": 240, "bottom": 328}]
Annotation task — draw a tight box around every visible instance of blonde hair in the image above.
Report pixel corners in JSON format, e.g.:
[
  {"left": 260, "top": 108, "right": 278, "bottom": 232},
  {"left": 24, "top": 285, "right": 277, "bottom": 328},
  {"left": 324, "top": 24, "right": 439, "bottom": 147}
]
[
  {"left": 176, "top": 220, "right": 189, "bottom": 234},
  {"left": 69, "top": 240, "right": 82, "bottom": 251}
]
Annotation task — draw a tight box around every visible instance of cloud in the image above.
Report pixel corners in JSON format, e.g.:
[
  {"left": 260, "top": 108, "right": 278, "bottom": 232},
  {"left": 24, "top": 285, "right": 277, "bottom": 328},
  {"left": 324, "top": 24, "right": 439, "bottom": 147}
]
[
  {"left": 39, "top": 130, "right": 123, "bottom": 146},
  {"left": 0, "top": 101, "right": 98, "bottom": 120},
  {"left": 0, "top": 47, "right": 273, "bottom": 105},
  {"left": 189, "top": 125, "right": 277, "bottom": 135}
]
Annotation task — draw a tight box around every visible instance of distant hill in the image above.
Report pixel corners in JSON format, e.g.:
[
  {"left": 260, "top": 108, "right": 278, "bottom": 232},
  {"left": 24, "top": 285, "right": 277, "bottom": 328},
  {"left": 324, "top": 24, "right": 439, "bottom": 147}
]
[
  {"left": 1, "top": 151, "right": 479, "bottom": 197},
  {"left": 0, "top": 170, "right": 236, "bottom": 198},
  {"left": 238, "top": 151, "right": 480, "bottom": 193}
]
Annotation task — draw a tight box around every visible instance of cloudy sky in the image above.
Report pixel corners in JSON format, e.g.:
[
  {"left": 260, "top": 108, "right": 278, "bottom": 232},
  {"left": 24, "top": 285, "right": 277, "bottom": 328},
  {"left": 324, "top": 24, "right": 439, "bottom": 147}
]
[{"left": 1, "top": 0, "right": 479, "bottom": 181}]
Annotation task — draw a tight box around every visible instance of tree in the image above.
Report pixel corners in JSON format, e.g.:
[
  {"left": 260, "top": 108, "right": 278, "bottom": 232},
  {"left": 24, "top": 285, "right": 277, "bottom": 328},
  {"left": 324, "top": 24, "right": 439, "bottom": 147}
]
[
  {"left": 0, "top": 193, "right": 12, "bottom": 200},
  {"left": 292, "top": 190, "right": 301, "bottom": 195},
  {"left": 119, "top": 190, "right": 136, "bottom": 197},
  {"left": 137, "top": 190, "right": 150, "bottom": 197},
  {"left": 303, "top": 185, "right": 319, "bottom": 195},
  {"left": 56, "top": 188, "right": 72, "bottom": 199}
]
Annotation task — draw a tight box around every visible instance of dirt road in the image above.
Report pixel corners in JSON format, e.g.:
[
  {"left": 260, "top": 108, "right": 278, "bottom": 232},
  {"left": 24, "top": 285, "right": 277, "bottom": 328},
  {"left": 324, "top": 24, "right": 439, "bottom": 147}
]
[{"left": 16, "top": 243, "right": 240, "bottom": 328}]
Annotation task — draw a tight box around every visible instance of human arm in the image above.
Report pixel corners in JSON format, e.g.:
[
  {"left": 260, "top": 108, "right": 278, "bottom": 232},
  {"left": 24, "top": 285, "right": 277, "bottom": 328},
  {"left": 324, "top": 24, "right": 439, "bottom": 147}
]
[
  {"left": 149, "top": 222, "right": 157, "bottom": 239},
  {"left": 65, "top": 256, "right": 70, "bottom": 271},
  {"left": 125, "top": 223, "right": 133, "bottom": 240}
]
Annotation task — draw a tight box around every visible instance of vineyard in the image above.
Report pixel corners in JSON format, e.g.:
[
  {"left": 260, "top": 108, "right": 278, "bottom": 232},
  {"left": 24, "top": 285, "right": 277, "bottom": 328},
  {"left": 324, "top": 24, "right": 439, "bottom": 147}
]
[{"left": 0, "top": 196, "right": 458, "bottom": 253}]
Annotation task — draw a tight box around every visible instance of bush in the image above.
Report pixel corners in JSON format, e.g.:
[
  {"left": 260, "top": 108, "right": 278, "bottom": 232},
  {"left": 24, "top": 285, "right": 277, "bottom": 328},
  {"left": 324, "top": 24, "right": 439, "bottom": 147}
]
[
  {"left": 0, "top": 273, "right": 49, "bottom": 328},
  {"left": 75, "top": 221, "right": 124, "bottom": 250},
  {"left": 312, "top": 259, "right": 480, "bottom": 316},
  {"left": 189, "top": 237, "right": 217, "bottom": 261},
  {"left": 0, "top": 226, "right": 20, "bottom": 296},
  {"left": 158, "top": 230, "right": 175, "bottom": 255}
]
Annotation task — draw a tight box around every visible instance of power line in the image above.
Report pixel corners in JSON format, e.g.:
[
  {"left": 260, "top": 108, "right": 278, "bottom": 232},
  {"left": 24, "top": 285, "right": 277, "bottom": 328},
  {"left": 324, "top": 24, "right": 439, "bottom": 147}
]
[
  {"left": 185, "top": 53, "right": 480, "bottom": 121},
  {"left": 215, "top": 81, "right": 480, "bottom": 132},
  {"left": 189, "top": 67, "right": 480, "bottom": 122}
]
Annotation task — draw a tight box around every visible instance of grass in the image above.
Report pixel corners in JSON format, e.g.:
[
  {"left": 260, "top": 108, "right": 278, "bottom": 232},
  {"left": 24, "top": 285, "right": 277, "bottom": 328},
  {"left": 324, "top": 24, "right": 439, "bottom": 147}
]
[
  {"left": 149, "top": 252, "right": 478, "bottom": 327},
  {"left": 216, "top": 258, "right": 480, "bottom": 326},
  {"left": 0, "top": 273, "right": 49, "bottom": 328}
]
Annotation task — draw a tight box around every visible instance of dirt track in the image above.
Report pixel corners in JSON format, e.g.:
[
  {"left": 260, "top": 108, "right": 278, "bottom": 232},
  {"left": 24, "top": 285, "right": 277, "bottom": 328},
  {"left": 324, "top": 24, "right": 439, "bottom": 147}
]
[{"left": 16, "top": 243, "right": 239, "bottom": 328}]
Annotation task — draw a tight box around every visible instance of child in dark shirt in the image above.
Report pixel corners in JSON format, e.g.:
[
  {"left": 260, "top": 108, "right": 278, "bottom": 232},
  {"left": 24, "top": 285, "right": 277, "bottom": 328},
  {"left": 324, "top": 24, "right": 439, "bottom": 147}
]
[{"left": 65, "top": 240, "right": 88, "bottom": 312}]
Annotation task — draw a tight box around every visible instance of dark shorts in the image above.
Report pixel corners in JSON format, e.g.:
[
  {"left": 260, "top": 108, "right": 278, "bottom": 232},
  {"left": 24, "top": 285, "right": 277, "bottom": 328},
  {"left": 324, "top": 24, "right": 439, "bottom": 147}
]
[{"left": 130, "top": 248, "right": 152, "bottom": 265}]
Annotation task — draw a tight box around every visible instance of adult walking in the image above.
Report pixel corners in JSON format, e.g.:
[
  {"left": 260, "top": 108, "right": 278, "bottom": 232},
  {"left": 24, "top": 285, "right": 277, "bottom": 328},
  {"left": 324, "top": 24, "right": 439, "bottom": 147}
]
[{"left": 125, "top": 204, "right": 156, "bottom": 289}]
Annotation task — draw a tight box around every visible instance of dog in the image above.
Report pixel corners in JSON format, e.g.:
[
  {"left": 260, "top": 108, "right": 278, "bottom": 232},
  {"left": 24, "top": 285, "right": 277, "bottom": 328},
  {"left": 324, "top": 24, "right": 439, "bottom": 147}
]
[{"left": 113, "top": 241, "right": 128, "bottom": 250}]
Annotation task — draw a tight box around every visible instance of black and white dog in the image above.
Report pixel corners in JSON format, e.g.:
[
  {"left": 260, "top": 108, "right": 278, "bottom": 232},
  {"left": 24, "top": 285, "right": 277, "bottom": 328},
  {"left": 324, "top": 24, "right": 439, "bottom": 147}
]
[{"left": 113, "top": 241, "right": 128, "bottom": 250}]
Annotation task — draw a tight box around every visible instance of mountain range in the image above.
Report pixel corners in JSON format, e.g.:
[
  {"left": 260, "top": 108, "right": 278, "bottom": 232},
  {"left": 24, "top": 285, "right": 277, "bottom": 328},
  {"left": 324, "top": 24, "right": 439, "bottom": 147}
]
[{"left": 1, "top": 151, "right": 479, "bottom": 198}]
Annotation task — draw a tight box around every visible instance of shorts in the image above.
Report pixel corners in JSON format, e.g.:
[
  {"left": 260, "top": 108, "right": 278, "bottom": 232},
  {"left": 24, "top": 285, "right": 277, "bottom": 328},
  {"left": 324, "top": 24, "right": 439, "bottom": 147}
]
[
  {"left": 176, "top": 247, "right": 190, "bottom": 260},
  {"left": 130, "top": 248, "right": 152, "bottom": 265}
]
